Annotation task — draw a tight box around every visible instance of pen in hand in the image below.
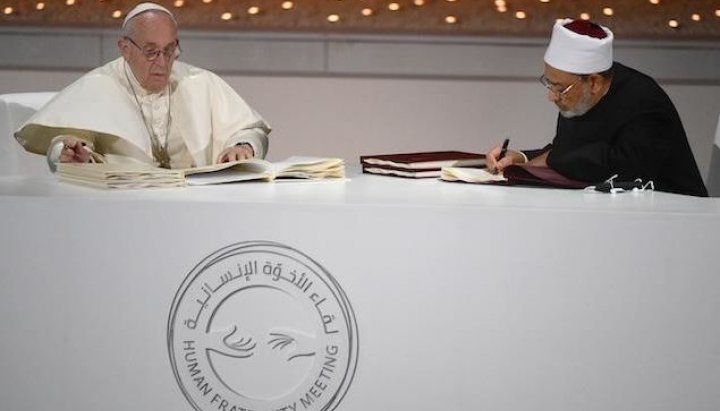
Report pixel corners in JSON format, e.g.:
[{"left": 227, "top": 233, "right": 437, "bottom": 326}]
[
  {"left": 498, "top": 138, "right": 510, "bottom": 161},
  {"left": 493, "top": 138, "right": 510, "bottom": 173}
]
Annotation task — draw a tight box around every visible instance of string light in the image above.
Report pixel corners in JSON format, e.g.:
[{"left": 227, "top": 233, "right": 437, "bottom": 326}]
[{"left": 0, "top": 0, "right": 717, "bottom": 38}]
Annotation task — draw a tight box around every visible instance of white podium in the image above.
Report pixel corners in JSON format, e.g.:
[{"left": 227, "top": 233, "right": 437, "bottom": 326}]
[{"left": 2, "top": 170, "right": 719, "bottom": 411}]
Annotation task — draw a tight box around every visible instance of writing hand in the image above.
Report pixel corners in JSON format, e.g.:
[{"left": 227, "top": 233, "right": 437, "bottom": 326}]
[
  {"left": 58, "top": 136, "right": 92, "bottom": 164},
  {"left": 218, "top": 143, "right": 254, "bottom": 163},
  {"left": 485, "top": 144, "right": 524, "bottom": 173}
]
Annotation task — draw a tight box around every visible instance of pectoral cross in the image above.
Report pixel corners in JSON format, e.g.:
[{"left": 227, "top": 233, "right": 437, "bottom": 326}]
[{"left": 151, "top": 140, "right": 172, "bottom": 169}]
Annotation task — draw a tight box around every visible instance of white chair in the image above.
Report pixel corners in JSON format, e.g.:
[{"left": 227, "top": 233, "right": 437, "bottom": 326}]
[
  {"left": 706, "top": 114, "right": 720, "bottom": 197},
  {"left": 0, "top": 92, "right": 57, "bottom": 177}
]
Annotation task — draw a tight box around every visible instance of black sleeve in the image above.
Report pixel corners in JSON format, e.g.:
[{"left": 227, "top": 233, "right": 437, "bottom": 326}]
[
  {"left": 522, "top": 144, "right": 553, "bottom": 161},
  {"left": 548, "top": 111, "right": 673, "bottom": 183}
]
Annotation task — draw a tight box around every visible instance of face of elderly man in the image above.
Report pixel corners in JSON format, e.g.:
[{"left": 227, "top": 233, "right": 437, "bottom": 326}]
[
  {"left": 542, "top": 63, "right": 608, "bottom": 119},
  {"left": 118, "top": 11, "right": 178, "bottom": 93}
]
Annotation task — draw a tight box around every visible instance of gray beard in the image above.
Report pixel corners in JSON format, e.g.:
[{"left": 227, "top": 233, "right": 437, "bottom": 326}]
[{"left": 560, "top": 87, "right": 593, "bottom": 118}]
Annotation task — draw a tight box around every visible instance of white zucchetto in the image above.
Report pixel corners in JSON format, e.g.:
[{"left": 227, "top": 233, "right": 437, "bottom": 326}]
[{"left": 122, "top": 2, "right": 176, "bottom": 29}]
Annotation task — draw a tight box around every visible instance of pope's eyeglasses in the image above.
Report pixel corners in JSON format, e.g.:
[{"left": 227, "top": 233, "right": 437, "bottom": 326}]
[
  {"left": 539, "top": 75, "right": 579, "bottom": 98},
  {"left": 124, "top": 36, "right": 181, "bottom": 61}
]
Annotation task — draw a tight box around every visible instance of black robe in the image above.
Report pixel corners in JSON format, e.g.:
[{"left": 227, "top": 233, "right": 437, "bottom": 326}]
[{"left": 543, "top": 62, "right": 707, "bottom": 197}]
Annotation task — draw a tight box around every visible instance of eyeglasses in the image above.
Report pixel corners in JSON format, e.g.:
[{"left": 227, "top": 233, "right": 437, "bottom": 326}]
[
  {"left": 539, "top": 75, "right": 578, "bottom": 98},
  {"left": 124, "top": 36, "right": 181, "bottom": 62}
]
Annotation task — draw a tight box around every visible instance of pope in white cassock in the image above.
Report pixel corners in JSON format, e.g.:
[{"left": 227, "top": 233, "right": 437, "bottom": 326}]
[{"left": 15, "top": 2, "right": 270, "bottom": 171}]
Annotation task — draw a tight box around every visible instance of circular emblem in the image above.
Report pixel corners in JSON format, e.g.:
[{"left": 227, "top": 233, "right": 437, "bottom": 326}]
[{"left": 168, "top": 241, "right": 358, "bottom": 411}]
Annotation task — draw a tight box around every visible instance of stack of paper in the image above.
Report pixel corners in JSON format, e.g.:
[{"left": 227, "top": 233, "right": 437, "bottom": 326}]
[{"left": 56, "top": 156, "right": 346, "bottom": 189}]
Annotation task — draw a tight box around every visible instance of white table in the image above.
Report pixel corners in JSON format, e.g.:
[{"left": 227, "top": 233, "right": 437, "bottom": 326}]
[{"left": 2, "top": 169, "right": 719, "bottom": 411}]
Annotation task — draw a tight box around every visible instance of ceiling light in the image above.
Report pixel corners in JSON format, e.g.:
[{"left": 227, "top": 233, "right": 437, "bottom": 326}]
[
  {"left": 361, "top": 8, "right": 374, "bottom": 16},
  {"left": 247, "top": 6, "right": 260, "bottom": 15},
  {"left": 580, "top": 13, "right": 591, "bottom": 20},
  {"left": 668, "top": 19, "right": 679, "bottom": 28},
  {"left": 221, "top": 12, "right": 233, "bottom": 20},
  {"left": 327, "top": 14, "right": 340, "bottom": 22},
  {"left": 691, "top": 13, "right": 701, "bottom": 22},
  {"left": 35, "top": 2, "right": 45, "bottom": 10},
  {"left": 445, "top": 15, "right": 458, "bottom": 24},
  {"left": 388, "top": 3, "right": 401, "bottom": 11},
  {"left": 112, "top": 10, "right": 123, "bottom": 18},
  {"left": 515, "top": 11, "right": 527, "bottom": 19},
  {"left": 3, "top": 6, "right": 14, "bottom": 15},
  {"left": 173, "top": 0, "right": 185, "bottom": 7},
  {"left": 414, "top": 0, "right": 425, "bottom": 5},
  {"left": 603, "top": 8, "right": 613, "bottom": 16},
  {"left": 281, "top": 1, "right": 294, "bottom": 10}
]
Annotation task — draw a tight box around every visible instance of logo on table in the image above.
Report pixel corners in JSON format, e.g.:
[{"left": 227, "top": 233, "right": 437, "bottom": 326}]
[{"left": 168, "top": 241, "right": 358, "bottom": 411}]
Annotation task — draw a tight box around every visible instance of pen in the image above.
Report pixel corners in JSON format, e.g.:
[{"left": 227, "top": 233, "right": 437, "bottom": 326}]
[{"left": 497, "top": 138, "right": 510, "bottom": 161}]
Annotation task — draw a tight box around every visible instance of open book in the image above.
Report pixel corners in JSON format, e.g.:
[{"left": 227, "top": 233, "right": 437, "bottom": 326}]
[
  {"left": 360, "top": 151, "right": 485, "bottom": 178},
  {"left": 441, "top": 164, "right": 588, "bottom": 189},
  {"left": 57, "top": 156, "right": 345, "bottom": 189},
  {"left": 184, "top": 156, "right": 344, "bottom": 185}
]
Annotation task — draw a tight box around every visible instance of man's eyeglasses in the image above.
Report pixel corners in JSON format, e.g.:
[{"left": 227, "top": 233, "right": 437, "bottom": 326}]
[
  {"left": 539, "top": 75, "right": 578, "bottom": 98},
  {"left": 124, "top": 36, "right": 181, "bottom": 62}
]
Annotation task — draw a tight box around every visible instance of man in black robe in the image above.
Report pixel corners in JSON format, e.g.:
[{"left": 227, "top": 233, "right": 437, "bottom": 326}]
[{"left": 487, "top": 19, "right": 707, "bottom": 197}]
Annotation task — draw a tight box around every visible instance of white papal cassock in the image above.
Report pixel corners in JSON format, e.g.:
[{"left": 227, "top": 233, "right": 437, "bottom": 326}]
[{"left": 15, "top": 57, "right": 270, "bottom": 169}]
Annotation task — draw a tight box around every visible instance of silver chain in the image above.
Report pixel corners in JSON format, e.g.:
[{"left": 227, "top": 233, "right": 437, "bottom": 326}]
[{"left": 124, "top": 61, "right": 172, "bottom": 169}]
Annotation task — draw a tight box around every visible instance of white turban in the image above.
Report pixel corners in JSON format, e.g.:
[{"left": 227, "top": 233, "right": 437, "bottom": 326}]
[
  {"left": 544, "top": 18, "right": 614, "bottom": 74},
  {"left": 122, "top": 2, "right": 176, "bottom": 29}
]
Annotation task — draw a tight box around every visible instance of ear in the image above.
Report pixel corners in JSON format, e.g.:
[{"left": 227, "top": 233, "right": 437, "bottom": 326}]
[
  {"left": 117, "top": 38, "right": 130, "bottom": 60},
  {"left": 589, "top": 73, "right": 608, "bottom": 94}
]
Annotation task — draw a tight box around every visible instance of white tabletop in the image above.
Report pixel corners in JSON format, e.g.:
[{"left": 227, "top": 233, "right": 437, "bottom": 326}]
[{"left": 1, "top": 166, "right": 718, "bottom": 216}]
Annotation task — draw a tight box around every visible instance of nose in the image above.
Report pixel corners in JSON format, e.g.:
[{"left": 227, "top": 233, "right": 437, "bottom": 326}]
[
  {"left": 547, "top": 89, "right": 560, "bottom": 102},
  {"left": 154, "top": 55, "right": 169, "bottom": 68}
]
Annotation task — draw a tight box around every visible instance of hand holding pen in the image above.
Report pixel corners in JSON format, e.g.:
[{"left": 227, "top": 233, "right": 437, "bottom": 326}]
[{"left": 486, "top": 138, "right": 513, "bottom": 173}]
